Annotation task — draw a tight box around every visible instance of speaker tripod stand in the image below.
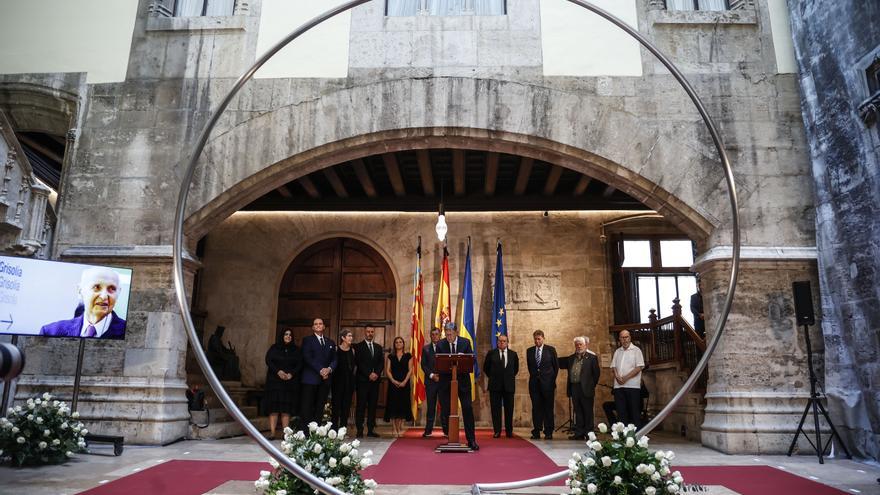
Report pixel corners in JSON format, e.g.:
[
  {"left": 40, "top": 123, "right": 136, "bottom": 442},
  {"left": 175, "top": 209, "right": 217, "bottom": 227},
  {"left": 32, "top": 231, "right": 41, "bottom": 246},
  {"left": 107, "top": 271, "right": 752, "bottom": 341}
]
[{"left": 786, "top": 323, "right": 851, "bottom": 464}]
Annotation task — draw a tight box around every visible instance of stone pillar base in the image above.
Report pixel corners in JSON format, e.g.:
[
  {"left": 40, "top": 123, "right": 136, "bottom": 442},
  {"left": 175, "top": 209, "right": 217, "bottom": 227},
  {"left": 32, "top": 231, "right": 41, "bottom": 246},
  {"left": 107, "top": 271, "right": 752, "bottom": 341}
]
[
  {"left": 15, "top": 375, "right": 189, "bottom": 445},
  {"left": 701, "top": 392, "right": 831, "bottom": 454}
]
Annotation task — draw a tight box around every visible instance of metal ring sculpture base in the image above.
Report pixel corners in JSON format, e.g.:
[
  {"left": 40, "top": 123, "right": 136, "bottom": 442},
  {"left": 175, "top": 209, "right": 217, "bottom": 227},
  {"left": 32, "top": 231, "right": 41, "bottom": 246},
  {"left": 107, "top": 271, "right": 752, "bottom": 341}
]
[{"left": 171, "top": 1, "right": 740, "bottom": 494}]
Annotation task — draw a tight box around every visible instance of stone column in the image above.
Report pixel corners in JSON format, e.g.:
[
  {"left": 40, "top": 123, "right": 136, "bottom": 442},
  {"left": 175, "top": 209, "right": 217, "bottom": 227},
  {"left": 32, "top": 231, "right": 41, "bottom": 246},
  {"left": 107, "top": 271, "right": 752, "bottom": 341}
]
[
  {"left": 16, "top": 246, "right": 199, "bottom": 445},
  {"left": 697, "top": 248, "right": 825, "bottom": 453}
]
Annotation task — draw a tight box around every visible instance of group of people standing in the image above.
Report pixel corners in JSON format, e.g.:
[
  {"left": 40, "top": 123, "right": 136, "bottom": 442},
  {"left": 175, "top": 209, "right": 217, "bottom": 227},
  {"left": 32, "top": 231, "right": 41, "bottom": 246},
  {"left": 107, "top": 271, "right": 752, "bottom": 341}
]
[
  {"left": 262, "top": 317, "right": 646, "bottom": 444},
  {"left": 261, "top": 318, "right": 414, "bottom": 439}
]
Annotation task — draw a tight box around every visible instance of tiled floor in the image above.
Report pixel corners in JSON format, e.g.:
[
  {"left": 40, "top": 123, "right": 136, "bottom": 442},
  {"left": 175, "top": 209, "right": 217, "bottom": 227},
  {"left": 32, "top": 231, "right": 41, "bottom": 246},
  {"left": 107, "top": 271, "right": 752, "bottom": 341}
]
[{"left": 1, "top": 428, "right": 878, "bottom": 495}]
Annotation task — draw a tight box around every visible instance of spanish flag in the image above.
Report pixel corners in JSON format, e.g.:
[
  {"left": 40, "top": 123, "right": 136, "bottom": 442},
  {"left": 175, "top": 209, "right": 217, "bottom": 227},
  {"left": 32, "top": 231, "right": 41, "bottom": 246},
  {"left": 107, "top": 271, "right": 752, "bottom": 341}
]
[
  {"left": 434, "top": 244, "right": 451, "bottom": 333},
  {"left": 456, "top": 238, "right": 479, "bottom": 400},
  {"left": 410, "top": 241, "right": 426, "bottom": 421}
]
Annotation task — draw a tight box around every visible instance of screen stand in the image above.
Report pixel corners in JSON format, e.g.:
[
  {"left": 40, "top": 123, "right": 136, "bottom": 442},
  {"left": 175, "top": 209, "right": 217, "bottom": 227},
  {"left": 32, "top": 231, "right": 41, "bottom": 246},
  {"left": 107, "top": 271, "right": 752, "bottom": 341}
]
[{"left": 72, "top": 338, "right": 125, "bottom": 456}]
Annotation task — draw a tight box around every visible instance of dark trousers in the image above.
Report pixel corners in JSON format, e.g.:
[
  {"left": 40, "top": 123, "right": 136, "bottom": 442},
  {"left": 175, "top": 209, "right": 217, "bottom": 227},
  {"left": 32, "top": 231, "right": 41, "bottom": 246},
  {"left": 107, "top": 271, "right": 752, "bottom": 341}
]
[
  {"left": 331, "top": 385, "right": 354, "bottom": 430},
  {"left": 602, "top": 400, "right": 618, "bottom": 426},
  {"left": 489, "top": 389, "right": 515, "bottom": 435},
  {"left": 355, "top": 380, "right": 380, "bottom": 433},
  {"left": 528, "top": 379, "right": 555, "bottom": 436},
  {"left": 570, "top": 385, "right": 595, "bottom": 436},
  {"left": 300, "top": 381, "right": 331, "bottom": 429},
  {"left": 438, "top": 380, "right": 476, "bottom": 443},
  {"left": 423, "top": 380, "right": 447, "bottom": 434},
  {"left": 613, "top": 387, "right": 642, "bottom": 428}
]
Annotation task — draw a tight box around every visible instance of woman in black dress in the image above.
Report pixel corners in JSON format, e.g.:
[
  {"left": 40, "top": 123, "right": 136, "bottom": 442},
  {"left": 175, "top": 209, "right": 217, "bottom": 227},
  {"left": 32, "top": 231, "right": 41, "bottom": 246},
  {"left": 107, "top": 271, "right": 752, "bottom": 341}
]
[
  {"left": 262, "top": 328, "right": 302, "bottom": 439},
  {"left": 331, "top": 329, "right": 357, "bottom": 430},
  {"left": 383, "top": 336, "right": 413, "bottom": 437}
]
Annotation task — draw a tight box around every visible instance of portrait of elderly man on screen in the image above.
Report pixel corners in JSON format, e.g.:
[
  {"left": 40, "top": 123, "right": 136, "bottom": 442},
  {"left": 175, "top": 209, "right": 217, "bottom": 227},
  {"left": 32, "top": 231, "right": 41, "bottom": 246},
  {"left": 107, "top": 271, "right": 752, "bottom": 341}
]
[{"left": 40, "top": 267, "right": 127, "bottom": 339}]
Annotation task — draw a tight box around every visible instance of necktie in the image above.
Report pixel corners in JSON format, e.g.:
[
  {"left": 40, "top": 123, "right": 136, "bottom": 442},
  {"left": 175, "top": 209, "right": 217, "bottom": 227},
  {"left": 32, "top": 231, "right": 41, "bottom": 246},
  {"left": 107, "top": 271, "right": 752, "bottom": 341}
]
[
  {"left": 536, "top": 347, "right": 542, "bottom": 370},
  {"left": 502, "top": 350, "right": 506, "bottom": 368},
  {"left": 432, "top": 343, "right": 436, "bottom": 354},
  {"left": 84, "top": 325, "right": 97, "bottom": 338},
  {"left": 368, "top": 342, "right": 374, "bottom": 356},
  {"left": 452, "top": 341, "right": 456, "bottom": 354},
  {"left": 319, "top": 337, "right": 324, "bottom": 347}
]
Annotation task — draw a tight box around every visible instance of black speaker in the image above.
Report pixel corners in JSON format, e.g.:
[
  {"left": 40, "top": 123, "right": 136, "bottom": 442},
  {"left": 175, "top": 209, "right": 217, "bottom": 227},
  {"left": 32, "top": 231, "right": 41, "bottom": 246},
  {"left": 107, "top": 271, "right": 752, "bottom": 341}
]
[{"left": 792, "top": 281, "right": 815, "bottom": 326}]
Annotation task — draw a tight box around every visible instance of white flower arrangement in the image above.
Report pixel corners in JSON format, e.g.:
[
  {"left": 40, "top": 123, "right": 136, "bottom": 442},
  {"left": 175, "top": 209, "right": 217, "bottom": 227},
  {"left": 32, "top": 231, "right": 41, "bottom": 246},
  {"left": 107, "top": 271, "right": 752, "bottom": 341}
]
[
  {"left": 0, "top": 393, "right": 87, "bottom": 466},
  {"left": 255, "top": 422, "right": 376, "bottom": 495},
  {"left": 567, "top": 422, "right": 685, "bottom": 495}
]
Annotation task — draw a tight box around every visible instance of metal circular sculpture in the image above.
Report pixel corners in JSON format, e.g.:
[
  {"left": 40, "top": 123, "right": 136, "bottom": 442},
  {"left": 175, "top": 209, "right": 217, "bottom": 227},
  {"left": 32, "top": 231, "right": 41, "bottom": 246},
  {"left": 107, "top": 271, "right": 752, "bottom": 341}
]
[{"left": 171, "top": 1, "right": 741, "bottom": 494}]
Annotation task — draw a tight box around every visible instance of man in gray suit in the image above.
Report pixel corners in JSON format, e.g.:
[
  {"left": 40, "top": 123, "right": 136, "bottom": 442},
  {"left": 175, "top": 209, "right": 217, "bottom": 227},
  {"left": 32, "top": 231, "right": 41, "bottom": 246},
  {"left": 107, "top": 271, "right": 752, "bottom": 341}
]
[{"left": 560, "top": 336, "right": 601, "bottom": 440}]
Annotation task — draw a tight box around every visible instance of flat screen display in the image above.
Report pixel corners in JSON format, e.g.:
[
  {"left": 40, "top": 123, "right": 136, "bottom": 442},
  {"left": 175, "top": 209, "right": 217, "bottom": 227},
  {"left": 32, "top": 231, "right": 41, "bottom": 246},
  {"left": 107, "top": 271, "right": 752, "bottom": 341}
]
[{"left": 0, "top": 255, "right": 132, "bottom": 340}]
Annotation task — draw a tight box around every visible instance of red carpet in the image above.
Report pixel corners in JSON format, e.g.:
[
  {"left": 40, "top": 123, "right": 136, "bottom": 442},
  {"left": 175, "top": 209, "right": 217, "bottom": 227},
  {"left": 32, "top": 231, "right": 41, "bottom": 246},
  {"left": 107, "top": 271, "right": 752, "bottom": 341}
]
[
  {"left": 361, "top": 428, "right": 565, "bottom": 485},
  {"left": 677, "top": 466, "right": 849, "bottom": 495},
  {"left": 76, "top": 460, "right": 271, "bottom": 495},
  {"left": 73, "top": 442, "right": 850, "bottom": 495}
]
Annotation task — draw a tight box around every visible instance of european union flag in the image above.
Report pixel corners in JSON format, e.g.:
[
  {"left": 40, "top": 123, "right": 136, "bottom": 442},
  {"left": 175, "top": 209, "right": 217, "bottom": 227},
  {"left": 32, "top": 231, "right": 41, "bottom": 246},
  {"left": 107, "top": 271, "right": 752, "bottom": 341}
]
[{"left": 491, "top": 241, "right": 507, "bottom": 349}]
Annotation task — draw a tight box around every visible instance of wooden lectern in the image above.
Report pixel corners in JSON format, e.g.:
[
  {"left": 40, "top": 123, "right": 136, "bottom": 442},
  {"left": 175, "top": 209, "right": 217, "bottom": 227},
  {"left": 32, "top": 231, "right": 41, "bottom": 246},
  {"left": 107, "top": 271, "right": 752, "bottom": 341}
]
[{"left": 434, "top": 353, "right": 475, "bottom": 453}]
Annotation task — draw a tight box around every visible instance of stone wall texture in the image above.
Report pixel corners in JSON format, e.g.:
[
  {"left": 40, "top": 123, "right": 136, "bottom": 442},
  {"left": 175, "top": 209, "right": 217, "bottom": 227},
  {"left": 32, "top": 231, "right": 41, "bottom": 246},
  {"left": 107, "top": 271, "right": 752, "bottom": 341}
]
[
  {"left": 0, "top": 0, "right": 837, "bottom": 450},
  {"left": 788, "top": 0, "right": 880, "bottom": 460}
]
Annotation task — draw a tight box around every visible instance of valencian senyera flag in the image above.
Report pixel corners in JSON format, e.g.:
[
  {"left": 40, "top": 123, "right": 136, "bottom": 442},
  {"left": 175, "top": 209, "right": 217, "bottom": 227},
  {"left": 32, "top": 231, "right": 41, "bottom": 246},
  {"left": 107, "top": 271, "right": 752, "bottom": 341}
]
[
  {"left": 434, "top": 244, "right": 451, "bottom": 334},
  {"left": 456, "top": 238, "right": 479, "bottom": 400},
  {"left": 410, "top": 241, "right": 426, "bottom": 421},
  {"left": 491, "top": 240, "right": 508, "bottom": 349}
]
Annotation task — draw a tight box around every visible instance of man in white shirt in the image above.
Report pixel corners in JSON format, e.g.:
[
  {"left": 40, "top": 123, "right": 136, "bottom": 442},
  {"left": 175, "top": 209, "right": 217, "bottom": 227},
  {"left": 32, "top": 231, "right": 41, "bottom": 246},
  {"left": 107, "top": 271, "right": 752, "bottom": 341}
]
[{"left": 610, "top": 330, "right": 645, "bottom": 427}]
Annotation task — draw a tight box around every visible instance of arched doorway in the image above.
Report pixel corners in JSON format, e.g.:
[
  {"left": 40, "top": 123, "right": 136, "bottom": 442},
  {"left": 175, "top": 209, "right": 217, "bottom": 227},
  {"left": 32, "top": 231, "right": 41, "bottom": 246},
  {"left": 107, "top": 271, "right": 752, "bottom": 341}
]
[{"left": 276, "top": 237, "right": 396, "bottom": 349}]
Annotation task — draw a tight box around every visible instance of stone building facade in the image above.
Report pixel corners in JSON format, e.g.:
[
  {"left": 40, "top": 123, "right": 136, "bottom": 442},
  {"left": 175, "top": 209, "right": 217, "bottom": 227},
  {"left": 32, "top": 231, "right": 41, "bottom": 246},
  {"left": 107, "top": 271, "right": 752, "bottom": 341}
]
[{"left": 1, "top": 0, "right": 861, "bottom": 460}]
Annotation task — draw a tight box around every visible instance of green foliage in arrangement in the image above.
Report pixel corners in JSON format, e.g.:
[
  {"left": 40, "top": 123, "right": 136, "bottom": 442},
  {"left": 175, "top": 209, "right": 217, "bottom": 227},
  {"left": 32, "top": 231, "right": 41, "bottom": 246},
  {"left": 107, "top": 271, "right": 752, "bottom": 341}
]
[
  {"left": 255, "top": 421, "right": 377, "bottom": 495},
  {"left": 567, "top": 422, "right": 685, "bottom": 495},
  {"left": 0, "top": 393, "right": 87, "bottom": 467}
]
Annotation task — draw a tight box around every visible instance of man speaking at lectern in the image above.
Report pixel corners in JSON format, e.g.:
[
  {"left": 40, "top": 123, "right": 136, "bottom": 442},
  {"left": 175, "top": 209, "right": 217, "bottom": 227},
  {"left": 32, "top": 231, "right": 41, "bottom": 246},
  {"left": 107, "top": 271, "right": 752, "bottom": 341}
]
[
  {"left": 40, "top": 267, "right": 126, "bottom": 339},
  {"left": 437, "top": 322, "right": 478, "bottom": 450}
]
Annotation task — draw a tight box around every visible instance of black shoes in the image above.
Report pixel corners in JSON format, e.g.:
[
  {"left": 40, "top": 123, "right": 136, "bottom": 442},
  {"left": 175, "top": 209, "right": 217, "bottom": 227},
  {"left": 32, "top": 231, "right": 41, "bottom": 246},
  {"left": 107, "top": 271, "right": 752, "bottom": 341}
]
[
  {"left": 545, "top": 434, "right": 553, "bottom": 440},
  {"left": 492, "top": 432, "right": 501, "bottom": 438},
  {"left": 422, "top": 431, "right": 432, "bottom": 438},
  {"left": 468, "top": 441, "right": 480, "bottom": 451},
  {"left": 506, "top": 432, "right": 514, "bottom": 438},
  {"left": 530, "top": 433, "right": 541, "bottom": 440},
  {"left": 367, "top": 431, "right": 380, "bottom": 438}
]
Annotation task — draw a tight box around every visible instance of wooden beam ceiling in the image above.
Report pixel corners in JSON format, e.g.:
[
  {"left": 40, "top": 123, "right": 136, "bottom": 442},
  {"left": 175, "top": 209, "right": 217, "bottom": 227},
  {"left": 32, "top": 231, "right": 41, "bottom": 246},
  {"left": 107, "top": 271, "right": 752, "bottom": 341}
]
[
  {"left": 351, "top": 159, "right": 377, "bottom": 198},
  {"left": 416, "top": 149, "right": 435, "bottom": 196},
  {"left": 323, "top": 168, "right": 349, "bottom": 198},
  {"left": 452, "top": 149, "right": 466, "bottom": 196},
  {"left": 484, "top": 152, "right": 499, "bottom": 196},
  {"left": 382, "top": 153, "right": 406, "bottom": 197},
  {"left": 573, "top": 175, "right": 591, "bottom": 196},
  {"left": 514, "top": 157, "right": 533, "bottom": 195},
  {"left": 276, "top": 185, "right": 293, "bottom": 198},
  {"left": 543, "top": 166, "right": 563, "bottom": 196},
  {"left": 298, "top": 176, "right": 321, "bottom": 199}
]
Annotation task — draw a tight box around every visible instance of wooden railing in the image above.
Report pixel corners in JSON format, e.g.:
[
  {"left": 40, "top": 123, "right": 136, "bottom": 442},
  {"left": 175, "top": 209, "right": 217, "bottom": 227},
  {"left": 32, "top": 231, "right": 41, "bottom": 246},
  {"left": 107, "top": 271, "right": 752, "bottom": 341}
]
[{"left": 609, "top": 298, "right": 706, "bottom": 375}]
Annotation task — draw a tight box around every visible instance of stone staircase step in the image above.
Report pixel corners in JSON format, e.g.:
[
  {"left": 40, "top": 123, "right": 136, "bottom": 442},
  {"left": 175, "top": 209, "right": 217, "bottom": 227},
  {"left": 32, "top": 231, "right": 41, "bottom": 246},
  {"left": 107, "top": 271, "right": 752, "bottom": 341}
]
[{"left": 188, "top": 416, "right": 269, "bottom": 440}]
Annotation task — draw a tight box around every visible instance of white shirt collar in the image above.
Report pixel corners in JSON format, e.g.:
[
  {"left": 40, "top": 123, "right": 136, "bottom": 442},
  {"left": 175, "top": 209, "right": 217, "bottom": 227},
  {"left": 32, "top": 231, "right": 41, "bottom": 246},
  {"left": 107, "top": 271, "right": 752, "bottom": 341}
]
[{"left": 81, "top": 314, "right": 112, "bottom": 338}]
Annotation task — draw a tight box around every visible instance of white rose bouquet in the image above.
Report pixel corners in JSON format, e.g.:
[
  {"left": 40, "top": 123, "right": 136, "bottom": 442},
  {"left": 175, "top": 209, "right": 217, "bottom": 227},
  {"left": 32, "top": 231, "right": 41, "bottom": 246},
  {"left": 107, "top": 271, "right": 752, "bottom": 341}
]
[
  {"left": 255, "top": 422, "right": 377, "bottom": 495},
  {"left": 0, "top": 393, "right": 87, "bottom": 466},
  {"left": 567, "top": 422, "right": 684, "bottom": 495}
]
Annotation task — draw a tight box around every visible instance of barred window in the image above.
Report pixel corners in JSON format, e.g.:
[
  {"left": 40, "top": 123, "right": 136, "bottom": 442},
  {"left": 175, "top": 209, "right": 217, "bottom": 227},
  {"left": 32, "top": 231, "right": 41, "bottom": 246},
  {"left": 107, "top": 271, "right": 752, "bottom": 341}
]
[
  {"left": 665, "top": 0, "right": 729, "bottom": 11},
  {"left": 386, "top": 0, "right": 506, "bottom": 16}
]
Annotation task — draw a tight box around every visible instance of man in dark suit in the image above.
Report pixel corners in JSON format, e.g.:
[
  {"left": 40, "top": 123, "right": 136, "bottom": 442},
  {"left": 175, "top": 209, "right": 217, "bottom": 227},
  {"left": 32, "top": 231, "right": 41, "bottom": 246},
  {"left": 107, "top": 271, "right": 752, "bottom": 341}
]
[
  {"left": 40, "top": 267, "right": 126, "bottom": 339},
  {"left": 526, "top": 329, "right": 558, "bottom": 439},
  {"left": 690, "top": 279, "right": 705, "bottom": 337},
  {"left": 559, "top": 336, "right": 601, "bottom": 440},
  {"left": 436, "top": 322, "right": 478, "bottom": 450},
  {"left": 353, "top": 326, "right": 384, "bottom": 438},
  {"left": 420, "top": 327, "right": 447, "bottom": 437},
  {"left": 483, "top": 334, "right": 518, "bottom": 438},
  {"left": 299, "top": 318, "right": 337, "bottom": 430}
]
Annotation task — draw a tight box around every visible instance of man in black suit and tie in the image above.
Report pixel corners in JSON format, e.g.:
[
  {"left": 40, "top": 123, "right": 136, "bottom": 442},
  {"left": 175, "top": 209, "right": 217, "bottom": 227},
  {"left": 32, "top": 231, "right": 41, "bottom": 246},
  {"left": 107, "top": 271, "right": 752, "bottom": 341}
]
[
  {"left": 559, "top": 336, "right": 601, "bottom": 440},
  {"left": 420, "top": 327, "right": 447, "bottom": 437},
  {"left": 526, "top": 329, "right": 558, "bottom": 439},
  {"left": 353, "top": 326, "right": 385, "bottom": 438},
  {"left": 299, "top": 318, "right": 337, "bottom": 430},
  {"left": 436, "top": 322, "right": 479, "bottom": 450},
  {"left": 483, "top": 334, "right": 519, "bottom": 438}
]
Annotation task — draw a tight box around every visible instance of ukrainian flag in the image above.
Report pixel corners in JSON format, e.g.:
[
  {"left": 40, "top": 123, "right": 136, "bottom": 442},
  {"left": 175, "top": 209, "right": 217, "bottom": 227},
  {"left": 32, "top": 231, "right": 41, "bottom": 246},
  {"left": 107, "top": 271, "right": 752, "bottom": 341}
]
[{"left": 456, "top": 239, "right": 479, "bottom": 399}]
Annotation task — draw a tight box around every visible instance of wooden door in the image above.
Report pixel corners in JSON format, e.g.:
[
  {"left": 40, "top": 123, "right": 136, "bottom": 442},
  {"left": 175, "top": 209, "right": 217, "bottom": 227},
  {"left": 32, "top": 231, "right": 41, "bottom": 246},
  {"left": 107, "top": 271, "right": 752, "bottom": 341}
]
[{"left": 277, "top": 237, "right": 396, "bottom": 351}]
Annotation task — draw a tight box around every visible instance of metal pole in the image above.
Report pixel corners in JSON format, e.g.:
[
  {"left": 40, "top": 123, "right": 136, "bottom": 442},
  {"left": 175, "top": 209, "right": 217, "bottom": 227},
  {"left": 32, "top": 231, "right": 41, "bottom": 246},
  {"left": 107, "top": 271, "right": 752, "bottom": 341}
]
[{"left": 71, "top": 338, "right": 86, "bottom": 411}]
